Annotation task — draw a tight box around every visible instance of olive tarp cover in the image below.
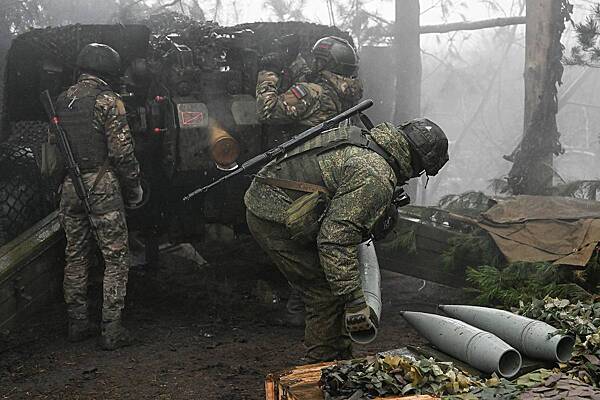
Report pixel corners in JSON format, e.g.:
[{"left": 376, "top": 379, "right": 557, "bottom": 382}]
[{"left": 478, "top": 195, "right": 600, "bottom": 266}]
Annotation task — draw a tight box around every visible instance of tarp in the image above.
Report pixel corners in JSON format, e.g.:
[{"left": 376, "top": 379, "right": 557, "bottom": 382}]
[{"left": 477, "top": 196, "right": 600, "bottom": 266}]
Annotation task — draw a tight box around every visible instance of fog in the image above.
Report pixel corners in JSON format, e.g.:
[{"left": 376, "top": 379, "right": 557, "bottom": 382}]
[{"left": 1, "top": 0, "right": 599, "bottom": 203}]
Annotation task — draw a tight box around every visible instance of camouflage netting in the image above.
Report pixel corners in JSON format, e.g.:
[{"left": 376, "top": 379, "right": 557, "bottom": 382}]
[
  {"left": 320, "top": 354, "right": 477, "bottom": 399},
  {"left": 320, "top": 355, "right": 600, "bottom": 399},
  {"left": 518, "top": 297, "right": 600, "bottom": 388}
]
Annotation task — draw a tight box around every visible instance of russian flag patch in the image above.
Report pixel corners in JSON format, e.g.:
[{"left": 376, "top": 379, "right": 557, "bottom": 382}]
[{"left": 290, "top": 84, "right": 308, "bottom": 99}]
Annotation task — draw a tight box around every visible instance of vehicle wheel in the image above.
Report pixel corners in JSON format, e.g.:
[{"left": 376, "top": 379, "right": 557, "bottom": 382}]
[{"left": 0, "top": 144, "right": 50, "bottom": 247}]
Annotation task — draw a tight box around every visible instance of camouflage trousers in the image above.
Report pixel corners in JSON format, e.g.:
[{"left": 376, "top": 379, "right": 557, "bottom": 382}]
[
  {"left": 59, "top": 171, "right": 130, "bottom": 323},
  {"left": 246, "top": 210, "right": 352, "bottom": 362}
]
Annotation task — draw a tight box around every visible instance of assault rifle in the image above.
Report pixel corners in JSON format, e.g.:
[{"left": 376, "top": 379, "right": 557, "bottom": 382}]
[
  {"left": 40, "top": 90, "right": 97, "bottom": 230},
  {"left": 183, "top": 98, "right": 375, "bottom": 201}
]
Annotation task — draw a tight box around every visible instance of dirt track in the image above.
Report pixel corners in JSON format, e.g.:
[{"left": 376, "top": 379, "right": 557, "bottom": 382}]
[{"left": 0, "top": 237, "right": 463, "bottom": 399}]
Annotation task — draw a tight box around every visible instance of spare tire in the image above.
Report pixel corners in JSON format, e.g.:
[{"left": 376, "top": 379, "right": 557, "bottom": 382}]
[{"left": 0, "top": 144, "right": 51, "bottom": 247}]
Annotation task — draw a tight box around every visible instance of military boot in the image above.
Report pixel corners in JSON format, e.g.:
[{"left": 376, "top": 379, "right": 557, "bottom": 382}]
[
  {"left": 68, "top": 318, "right": 94, "bottom": 342},
  {"left": 284, "top": 288, "right": 305, "bottom": 328},
  {"left": 100, "top": 320, "right": 133, "bottom": 351}
]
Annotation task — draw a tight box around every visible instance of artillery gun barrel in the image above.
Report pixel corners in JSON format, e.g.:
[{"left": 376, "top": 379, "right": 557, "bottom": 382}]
[
  {"left": 438, "top": 304, "right": 575, "bottom": 363},
  {"left": 401, "top": 311, "right": 522, "bottom": 378}
]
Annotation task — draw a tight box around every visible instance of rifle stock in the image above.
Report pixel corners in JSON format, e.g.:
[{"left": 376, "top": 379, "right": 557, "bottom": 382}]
[{"left": 183, "top": 98, "right": 374, "bottom": 201}]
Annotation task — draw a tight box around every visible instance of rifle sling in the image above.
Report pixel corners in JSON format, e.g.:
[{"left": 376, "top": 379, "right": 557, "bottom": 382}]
[
  {"left": 88, "top": 159, "right": 110, "bottom": 195},
  {"left": 255, "top": 176, "right": 330, "bottom": 195}
]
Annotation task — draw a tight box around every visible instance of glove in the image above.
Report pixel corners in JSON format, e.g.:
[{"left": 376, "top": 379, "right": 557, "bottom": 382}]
[
  {"left": 126, "top": 185, "right": 143, "bottom": 207},
  {"left": 259, "top": 52, "right": 285, "bottom": 72},
  {"left": 344, "top": 297, "right": 378, "bottom": 334},
  {"left": 372, "top": 204, "right": 398, "bottom": 241}
]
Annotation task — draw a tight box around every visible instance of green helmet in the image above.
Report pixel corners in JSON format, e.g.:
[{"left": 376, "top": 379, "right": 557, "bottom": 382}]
[
  {"left": 76, "top": 43, "right": 121, "bottom": 78},
  {"left": 399, "top": 118, "right": 449, "bottom": 176},
  {"left": 311, "top": 36, "right": 359, "bottom": 77}
]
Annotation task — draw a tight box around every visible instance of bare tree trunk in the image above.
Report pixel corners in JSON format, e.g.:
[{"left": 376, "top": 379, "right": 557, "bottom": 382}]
[
  {"left": 508, "top": 0, "right": 565, "bottom": 195},
  {"left": 393, "top": 0, "right": 421, "bottom": 122},
  {"left": 394, "top": 0, "right": 421, "bottom": 201}
]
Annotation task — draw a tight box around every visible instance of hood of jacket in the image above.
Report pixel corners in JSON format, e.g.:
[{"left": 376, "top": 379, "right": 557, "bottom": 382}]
[
  {"left": 319, "top": 70, "right": 363, "bottom": 105},
  {"left": 369, "top": 122, "right": 413, "bottom": 182}
]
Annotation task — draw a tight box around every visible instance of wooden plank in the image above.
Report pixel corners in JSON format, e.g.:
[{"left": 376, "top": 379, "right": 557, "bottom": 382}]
[
  {"left": 0, "top": 212, "right": 64, "bottom": 331},
  {"left": 0, "top": 211, "right": 63, "bottom": 282},
  {"left": 266, "top": 361, "right": 437, "bottom": 400}
]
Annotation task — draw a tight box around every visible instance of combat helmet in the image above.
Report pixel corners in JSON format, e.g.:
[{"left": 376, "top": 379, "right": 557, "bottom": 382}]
[
  {"left": 399, "top": 118, "right": 449, "bottom": 176},
  {"left": 76, "top": 43, "right": 122, "bottom": 78},
  {"left": 311, "top": 36, "right": 359, "bottom": 77}
]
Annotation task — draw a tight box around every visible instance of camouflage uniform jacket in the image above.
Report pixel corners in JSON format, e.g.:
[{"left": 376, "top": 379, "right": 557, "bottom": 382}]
[
  {"left": 256, "top": 68, "right": 363, "bottom": 126},
  {"left": 244, "top": 123, "right": 413, "bottom": 297},
  {"left": 56, "top": 74, "right": 140, "bottom": 197}
]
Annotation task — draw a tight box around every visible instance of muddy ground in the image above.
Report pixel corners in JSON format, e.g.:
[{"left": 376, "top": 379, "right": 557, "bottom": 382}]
[{"left": 0, "top": 237, "right": 464, "bottom": 399}]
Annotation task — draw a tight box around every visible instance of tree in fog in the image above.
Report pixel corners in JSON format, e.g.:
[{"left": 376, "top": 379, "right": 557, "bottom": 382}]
[{"left": 264, "top": 0, "right": 307, "bottom": 21}]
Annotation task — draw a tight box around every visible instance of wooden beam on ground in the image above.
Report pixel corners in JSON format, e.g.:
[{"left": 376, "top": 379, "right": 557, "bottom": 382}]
[{"left": 420, "top": 16, "right": 526, "bottom": 34}]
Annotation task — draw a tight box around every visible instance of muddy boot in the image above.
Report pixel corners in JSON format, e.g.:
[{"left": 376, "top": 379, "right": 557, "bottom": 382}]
[
  {"left": 100, "top": 320, "right": 133, "bottom": 351},
  {"left": 285, "top": 288, "right": 305, "bottom": 328},
  {"left": 68, "top": 318, "right": 94, "bottom": 342}
]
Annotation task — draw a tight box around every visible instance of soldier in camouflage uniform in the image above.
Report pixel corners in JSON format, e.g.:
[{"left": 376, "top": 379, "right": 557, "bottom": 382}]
[
  {"left": 256, "top": 36, "right": 363, "bottom": 135},
  {"left": 53, "top": 43, "right": 143, "bottom": 350},
  {"left": 244, "top": 120, "right": 449, "bottom": 361},
  {"left": 256, "top": 36, "right": 363, "bottom": 325}
]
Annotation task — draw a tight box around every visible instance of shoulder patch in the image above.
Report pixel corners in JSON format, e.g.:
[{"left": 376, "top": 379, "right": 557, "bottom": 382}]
[{"left": 290, "top": 84, "right": 309, "bottom": 99}]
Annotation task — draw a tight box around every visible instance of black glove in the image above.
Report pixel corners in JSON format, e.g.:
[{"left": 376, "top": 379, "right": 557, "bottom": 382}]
[{"left": 372, "top": 204, "right": 398, "bottom": 240}]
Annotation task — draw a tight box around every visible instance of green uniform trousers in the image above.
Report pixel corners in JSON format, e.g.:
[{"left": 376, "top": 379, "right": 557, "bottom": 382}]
[{"left": 246, "top": 209, "right": 352, "bottom": 361}]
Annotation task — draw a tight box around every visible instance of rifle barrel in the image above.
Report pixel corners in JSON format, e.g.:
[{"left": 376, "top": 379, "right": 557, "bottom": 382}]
[{"left": 183, "top": 99, "right": 374, "bottom": 201}]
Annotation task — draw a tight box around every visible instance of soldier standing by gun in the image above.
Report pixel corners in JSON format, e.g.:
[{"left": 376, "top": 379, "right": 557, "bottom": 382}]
[
  {"left": 256, "top": 36, "right": 364, "bottom": 326},
  {"left": 44, "top": 43, "right": 143, "bottom": 350}
]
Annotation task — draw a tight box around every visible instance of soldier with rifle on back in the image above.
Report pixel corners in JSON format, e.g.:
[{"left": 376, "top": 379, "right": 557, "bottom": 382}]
[
  {"left": 256, "top": 35, "right": 364, "bottom": 326},
  {"left": 244, "top": 117, "right": 449, "bottom": 362},
  {"left": 42, "top": 43, "right": 143, "bottom": 350}
]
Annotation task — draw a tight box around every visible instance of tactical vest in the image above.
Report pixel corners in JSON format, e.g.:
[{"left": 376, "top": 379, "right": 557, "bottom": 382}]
[
  {"left": 266, "top": 125, "right": 402, "bottom": 196},
  {"left": 56, "top": 85, "right": 110, "bottom": 171}
]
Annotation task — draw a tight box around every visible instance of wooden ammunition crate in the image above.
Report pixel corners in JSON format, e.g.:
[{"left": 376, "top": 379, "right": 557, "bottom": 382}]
[{"left": 265, "top": 361, "right": 437, "bottom": 400}]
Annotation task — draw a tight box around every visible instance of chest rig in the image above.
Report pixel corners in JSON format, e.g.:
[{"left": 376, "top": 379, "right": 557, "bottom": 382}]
[
  {"left": 56, "top": 84, "right": 110, "bottom": 171},
  {"left": 258, "top": 125, "right": 402, "bottom": 196}
]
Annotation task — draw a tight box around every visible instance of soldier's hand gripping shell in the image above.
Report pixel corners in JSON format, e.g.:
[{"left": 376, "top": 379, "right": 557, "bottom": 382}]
[
  {"left": 125, "top": 185, "right": 144, "bottom": 208},
  {"left": 344, "top": 298, "right": 379, "bottom": 334}
]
